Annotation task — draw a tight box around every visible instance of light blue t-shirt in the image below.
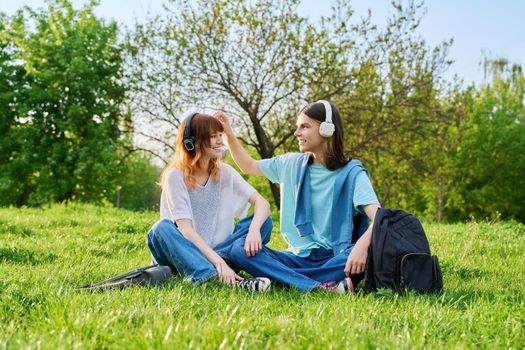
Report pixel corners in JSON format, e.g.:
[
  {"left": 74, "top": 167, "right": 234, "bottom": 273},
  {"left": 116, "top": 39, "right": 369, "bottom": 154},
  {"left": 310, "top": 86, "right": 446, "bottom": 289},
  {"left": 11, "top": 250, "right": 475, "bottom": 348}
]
[{"left": 259, "top": 153, "right": 379, "bottom": 257}]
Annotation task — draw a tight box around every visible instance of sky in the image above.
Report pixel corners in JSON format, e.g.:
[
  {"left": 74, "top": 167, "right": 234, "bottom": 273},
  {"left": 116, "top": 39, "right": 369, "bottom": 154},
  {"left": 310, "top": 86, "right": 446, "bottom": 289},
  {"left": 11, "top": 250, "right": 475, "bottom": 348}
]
[{"left": 1, "top": 0, "right": 524, "bottom": 86}]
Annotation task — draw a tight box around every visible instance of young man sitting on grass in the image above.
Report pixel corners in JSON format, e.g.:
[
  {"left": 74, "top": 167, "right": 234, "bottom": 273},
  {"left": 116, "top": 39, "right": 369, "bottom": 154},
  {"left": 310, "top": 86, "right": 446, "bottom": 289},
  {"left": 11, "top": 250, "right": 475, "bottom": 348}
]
[{"left": 215, "top": 101, "right": 381, "bottom": 293}]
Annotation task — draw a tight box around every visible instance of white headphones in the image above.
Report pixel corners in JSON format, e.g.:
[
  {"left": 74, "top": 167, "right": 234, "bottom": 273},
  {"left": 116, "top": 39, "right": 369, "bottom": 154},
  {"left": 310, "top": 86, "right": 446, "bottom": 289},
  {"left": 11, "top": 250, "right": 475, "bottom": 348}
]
[{"left": 317, "top": 100, "right": 335, "bottom": 137}]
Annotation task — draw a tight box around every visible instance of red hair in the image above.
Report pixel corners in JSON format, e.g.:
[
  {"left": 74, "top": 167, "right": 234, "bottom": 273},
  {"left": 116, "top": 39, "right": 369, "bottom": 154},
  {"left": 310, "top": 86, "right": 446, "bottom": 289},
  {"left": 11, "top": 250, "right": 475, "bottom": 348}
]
[{"left": 161, "top": 114, "right": 224, "bottom": 190}]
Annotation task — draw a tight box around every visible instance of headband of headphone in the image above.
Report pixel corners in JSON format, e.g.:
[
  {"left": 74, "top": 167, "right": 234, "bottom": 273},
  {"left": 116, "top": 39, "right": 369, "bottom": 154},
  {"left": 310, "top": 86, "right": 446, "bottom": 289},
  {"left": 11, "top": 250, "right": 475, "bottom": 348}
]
[
  {"left": 317, "top": 100, "right": 335, "bottom": 137},
  {"left": 183, "top": 112, "right": 199, "bottom": 151}
]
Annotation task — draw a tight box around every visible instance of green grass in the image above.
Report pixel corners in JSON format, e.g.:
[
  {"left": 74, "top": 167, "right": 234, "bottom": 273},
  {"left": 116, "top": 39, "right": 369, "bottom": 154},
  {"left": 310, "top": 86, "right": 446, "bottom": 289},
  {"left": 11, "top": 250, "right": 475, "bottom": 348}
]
[{"left": 0, "top": 204, "right": 524, "bottom": 349}]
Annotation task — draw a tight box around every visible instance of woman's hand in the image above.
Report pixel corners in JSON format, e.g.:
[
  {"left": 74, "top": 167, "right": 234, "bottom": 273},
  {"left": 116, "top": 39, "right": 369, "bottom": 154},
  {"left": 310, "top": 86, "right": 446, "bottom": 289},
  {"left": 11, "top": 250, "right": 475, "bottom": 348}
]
[
  {"left": 244, "top": 229, "right": 262, "bottom": 257},
  {"left": 215, "top": 259, "right": 243, "bottom": 285},
  {"left": 213, "top": 112, "right": 234, "bottom": 136}
]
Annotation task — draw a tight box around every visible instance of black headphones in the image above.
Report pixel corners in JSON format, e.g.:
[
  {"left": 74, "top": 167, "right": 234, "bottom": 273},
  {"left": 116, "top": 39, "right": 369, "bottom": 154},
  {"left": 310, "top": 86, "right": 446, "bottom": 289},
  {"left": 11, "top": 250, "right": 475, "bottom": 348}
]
[{"left": 183, "top": 112, "right": 199, "bottom": 151}]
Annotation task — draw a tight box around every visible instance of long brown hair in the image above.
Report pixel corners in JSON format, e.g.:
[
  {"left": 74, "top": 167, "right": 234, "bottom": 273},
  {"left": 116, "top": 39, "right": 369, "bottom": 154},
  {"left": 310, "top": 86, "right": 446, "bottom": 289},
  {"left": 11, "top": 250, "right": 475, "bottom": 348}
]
[
  {"left": 300, "top": 101, "right": 348, "bottom": 170},
  {"left": 161, "top": 114, "right": 224, "bottom": 190}
]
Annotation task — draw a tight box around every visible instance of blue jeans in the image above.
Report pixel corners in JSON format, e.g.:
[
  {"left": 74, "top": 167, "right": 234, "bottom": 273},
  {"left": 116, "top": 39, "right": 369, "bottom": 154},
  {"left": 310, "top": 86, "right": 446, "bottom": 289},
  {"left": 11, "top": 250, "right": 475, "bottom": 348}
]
[
  {"left": 147, "top": 215, "right": 273, "bottom": 284},
  {"left": 230, "top": 240, "right": 354, "bottom": 291}
]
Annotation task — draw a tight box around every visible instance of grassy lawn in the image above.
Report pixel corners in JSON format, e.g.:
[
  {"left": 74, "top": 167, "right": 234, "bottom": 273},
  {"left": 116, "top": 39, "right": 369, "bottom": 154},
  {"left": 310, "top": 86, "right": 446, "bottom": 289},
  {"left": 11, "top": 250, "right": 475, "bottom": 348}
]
[{"left": 0, "top": 204, "right": 524, "bottom": 349}]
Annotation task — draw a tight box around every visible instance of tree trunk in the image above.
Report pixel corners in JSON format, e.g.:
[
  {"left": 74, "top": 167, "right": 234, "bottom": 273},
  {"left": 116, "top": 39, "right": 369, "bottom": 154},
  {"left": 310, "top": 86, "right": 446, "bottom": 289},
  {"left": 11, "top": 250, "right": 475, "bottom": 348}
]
[
  {"left": 437, "top": 176, "right": 444, "bottom": 223},
  {"left": 269, "top": 181, "right": 280, "bottom": 210},
  {"left": 116, "top": 189, "right": 121, "bottom": 208}
]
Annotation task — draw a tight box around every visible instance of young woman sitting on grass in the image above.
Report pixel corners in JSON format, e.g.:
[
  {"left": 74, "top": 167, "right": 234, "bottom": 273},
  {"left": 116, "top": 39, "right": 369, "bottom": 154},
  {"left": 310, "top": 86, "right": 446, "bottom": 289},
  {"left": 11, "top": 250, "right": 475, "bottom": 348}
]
[
  {"left": 147, "top": 113, "right": 272, "bottom": 291},
  {"left": 215, "top": 101, "right": 381, "bottom": 293}
]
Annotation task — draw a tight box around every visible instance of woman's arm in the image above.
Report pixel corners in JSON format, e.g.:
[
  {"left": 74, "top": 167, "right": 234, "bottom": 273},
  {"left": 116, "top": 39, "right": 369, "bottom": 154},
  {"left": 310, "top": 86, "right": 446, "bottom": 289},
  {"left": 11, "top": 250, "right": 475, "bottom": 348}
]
[
  {"left": 175, "top": 219, "right": 243, "bottom": 285},
  {"left": 214, "top": 112, "right": 263, "bottom": 176},
  {"left": 344, "top": 204, "right": 381, "bottom": 276},
  {"left": 244, "top": 192, "right": 271, "bottom": 256}
]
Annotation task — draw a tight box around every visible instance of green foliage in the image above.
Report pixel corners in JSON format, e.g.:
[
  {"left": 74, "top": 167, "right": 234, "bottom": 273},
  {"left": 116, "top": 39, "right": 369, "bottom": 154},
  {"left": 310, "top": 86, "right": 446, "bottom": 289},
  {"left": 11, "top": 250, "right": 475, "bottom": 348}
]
[
  {"left": 113, "top": 152, "right": 162, "bottom": 211},
  {"left": 303, "top": 1, "right": 456, "bottom": 222},
  {"left": 449, "top": 60, "right": 525, "bottom": 222},
  {"left": 0, "top": 0, "right": 127, "bottom": 206},
  {"left": 0, "top": 14, "right": 29, "bottom": 206},
  {"left": 1, "top": 205, "right": 524, "bottom": 348},
  {"left": 2, "top": 0, "right": 525, "bottom": 222}
]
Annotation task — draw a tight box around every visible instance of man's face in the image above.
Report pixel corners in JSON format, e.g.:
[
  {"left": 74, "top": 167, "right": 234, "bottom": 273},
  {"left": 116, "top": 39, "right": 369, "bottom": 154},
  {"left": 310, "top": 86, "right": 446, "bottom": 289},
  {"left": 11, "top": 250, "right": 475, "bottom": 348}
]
[{"left": 294, "top": 113, "right": 325, "bottom": 154}]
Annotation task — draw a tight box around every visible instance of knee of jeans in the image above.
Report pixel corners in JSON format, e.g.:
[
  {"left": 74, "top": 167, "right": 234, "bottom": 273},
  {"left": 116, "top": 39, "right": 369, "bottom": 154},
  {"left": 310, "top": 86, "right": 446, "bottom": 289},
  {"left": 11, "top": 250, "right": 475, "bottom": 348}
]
[
  {"left": 230, "top": 238, "right": 247, "bottom": 262},
  {"left": 148, "top": 219, "right": 178, "bottom": 241},
  {"left": 263, "top": 215, "right": 273, "bottom": 227},
  {"left": 261, "top": 216, "right": 273, "bottom": 237}
]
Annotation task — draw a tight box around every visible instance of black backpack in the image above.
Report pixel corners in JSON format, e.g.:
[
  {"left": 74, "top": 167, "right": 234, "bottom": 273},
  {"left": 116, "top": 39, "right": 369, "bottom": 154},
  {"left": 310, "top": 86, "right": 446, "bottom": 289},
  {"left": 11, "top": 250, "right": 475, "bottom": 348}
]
[{"left": 364, "top": 208, "right": 443, "bottom": 293}]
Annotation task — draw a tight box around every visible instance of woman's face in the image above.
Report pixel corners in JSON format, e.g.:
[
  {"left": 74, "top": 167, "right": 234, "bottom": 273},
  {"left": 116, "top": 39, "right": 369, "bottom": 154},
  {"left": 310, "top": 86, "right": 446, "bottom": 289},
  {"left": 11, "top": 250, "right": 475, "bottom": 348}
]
[
  {"left": 203, "top": 131, "right": 224, "bottom": 160},
  {"left": 294, "top": 113, "right": 326, "bottom": 154}
]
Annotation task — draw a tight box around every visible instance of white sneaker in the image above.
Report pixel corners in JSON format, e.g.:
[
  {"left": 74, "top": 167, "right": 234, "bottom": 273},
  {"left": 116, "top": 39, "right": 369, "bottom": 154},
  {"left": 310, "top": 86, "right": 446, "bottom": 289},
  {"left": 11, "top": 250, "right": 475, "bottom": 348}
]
[
  {"left": 336, "top": 277, "right": 354, "bottom": 293},
  {"left": 319, "top": 277, "right": 354, "bottom": 294},
  {"left": 236, "top": 277, "right": 271, "bottom": 292}
]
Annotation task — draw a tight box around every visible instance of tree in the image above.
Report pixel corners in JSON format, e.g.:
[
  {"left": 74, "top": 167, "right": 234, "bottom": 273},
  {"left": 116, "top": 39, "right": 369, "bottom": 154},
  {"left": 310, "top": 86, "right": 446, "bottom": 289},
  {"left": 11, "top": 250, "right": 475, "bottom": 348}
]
[
  {"left": 0, "top": 12, "right": 38, "bottom": 206},
  {"left": 0, "top": 0, "right": 128, "bottom": 206},
  {"left": 126, "top": 0, "right": 456, "bottom": 210},
  {"left": 126, "top": 0, "right": 350, "bottom": 205},
  {"left": 113, "top": 152, "right": 162, "bottom": 211},
  {"left": 450, "top": 58, "right": 525, "bottom": 222},
  {"left": 304, "top": 1, "right": 455, "bottom": 219}
]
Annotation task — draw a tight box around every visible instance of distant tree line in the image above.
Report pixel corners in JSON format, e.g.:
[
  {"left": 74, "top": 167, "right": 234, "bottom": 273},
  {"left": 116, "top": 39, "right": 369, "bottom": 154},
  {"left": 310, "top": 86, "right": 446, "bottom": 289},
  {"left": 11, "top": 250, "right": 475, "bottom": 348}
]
[{"left": 1, "top": 0, "right": 523, "bottom": 222}]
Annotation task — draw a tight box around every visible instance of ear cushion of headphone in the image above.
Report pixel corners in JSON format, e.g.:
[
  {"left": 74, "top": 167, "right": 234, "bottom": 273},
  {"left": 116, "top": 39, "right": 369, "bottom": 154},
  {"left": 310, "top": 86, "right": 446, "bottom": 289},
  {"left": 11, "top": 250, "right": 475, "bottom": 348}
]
[{"left": 319, "top": 121, "right": 335, "bottom": 137}]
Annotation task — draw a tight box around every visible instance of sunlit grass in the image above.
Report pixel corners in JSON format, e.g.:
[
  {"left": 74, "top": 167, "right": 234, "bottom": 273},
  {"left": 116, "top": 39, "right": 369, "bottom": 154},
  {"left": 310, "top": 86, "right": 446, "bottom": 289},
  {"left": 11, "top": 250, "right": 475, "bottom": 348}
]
[{"left": 1, "top": 204, "right": 524, "bottom": 349}]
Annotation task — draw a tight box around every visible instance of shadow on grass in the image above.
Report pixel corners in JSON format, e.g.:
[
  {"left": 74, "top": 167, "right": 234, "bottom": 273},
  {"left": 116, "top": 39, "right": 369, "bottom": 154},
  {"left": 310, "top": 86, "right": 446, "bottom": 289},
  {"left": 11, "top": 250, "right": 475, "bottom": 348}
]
[
  {"left": 440, "top": 260, "right": 490, "bottom": 280},
  {"left": 88, "top": 241, "right": 146, "bottom": 258},
  {"left": 113, "top": 222, "right": 151, "bottom": 235},
  {"left": 0, "top": 221, "right": 34, "bottom": 237},
  {"left": 436, "top": 289, "right": 523, "bottom": 308},
  {"left": 364, "top": 285, "right": 522, "bottom": 311},
  {"left": 0, "top": 247, "right": 57, "bottom": 265},
  {"left": 32, "top": 218, "right": 81, "bottom": 229}
]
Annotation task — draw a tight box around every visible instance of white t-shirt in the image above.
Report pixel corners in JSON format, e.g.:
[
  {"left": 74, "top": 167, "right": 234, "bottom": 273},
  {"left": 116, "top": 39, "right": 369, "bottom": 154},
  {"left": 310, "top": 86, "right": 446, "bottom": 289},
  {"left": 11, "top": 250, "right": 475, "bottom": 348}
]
[{"left": 160, "top": 163, "right": 257, "bottom": 248}]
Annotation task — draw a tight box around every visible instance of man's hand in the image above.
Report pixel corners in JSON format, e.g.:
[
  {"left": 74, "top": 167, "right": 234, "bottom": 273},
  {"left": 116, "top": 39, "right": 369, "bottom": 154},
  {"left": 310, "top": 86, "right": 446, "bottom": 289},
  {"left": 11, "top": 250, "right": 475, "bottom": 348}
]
[
  {"left": 344, "top": 235, "right": 370, "bottom": 276},
  {"left": 344, "top": 204, "right": 380, "bottom": 276},
  {"left": 213, "top": 112, "right": 234, "bottom": 137}
]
